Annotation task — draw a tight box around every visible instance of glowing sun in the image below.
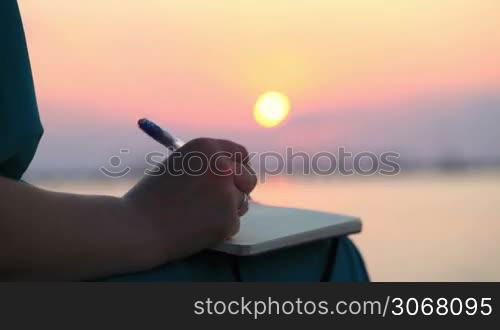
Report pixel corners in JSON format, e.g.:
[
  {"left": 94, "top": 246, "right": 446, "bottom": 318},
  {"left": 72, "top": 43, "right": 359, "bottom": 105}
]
[{"left": 253, "top": 91, "right": 290, "bottom": 128}]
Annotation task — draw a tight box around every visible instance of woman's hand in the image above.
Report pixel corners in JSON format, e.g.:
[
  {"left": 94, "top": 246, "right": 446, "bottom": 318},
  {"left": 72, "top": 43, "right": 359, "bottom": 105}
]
[
  {"left": 0, "top": 138, "right": 256, "bottom": 280},
  {"left": 123, "top": 138, "right": 257, "bottom": 265}
]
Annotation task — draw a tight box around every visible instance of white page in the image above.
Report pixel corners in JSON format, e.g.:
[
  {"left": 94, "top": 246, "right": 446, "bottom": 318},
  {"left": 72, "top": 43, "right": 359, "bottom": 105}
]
[{"left": 212, "top": 202, "right": 361, "bottom": 256}]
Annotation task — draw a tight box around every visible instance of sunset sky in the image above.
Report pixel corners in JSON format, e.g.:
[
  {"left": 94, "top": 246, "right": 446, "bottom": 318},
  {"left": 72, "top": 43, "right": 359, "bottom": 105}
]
[{"left": 18, "top": 0, "right": 500, "bottom": 170}]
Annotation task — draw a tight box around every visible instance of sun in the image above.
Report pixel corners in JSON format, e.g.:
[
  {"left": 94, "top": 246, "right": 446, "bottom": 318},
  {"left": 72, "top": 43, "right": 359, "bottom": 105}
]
[{"left": 253, "top": 91, "right": 290, "bottom": 128}]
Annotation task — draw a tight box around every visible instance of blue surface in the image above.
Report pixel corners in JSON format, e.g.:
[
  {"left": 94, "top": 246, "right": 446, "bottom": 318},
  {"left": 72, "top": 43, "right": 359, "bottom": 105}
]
[{"left": 102, "top": 237, "right": 369, "bottom": 282}]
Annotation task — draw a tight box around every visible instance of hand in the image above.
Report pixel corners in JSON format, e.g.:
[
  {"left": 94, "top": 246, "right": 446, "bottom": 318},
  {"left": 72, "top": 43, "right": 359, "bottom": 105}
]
[{"left": 123, "top": 138, "right": 257, "bottom": 264}]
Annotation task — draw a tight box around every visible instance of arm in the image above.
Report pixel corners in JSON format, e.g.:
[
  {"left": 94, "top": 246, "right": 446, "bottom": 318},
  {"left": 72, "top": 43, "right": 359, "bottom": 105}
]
[
  {"left": 0, "top": 176, "right": 155, "bottom": 280},
  {"left": 0, "top": 138, "right": 256, "bottom": 281}
]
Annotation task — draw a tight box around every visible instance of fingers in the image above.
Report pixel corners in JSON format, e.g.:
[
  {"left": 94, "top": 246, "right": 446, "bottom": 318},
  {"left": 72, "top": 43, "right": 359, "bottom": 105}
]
[
  {"left": 227, "top": 217, "right": 241, "bottom": 239},
  {"left": 182, "top": 137, "right": 257, "bottom": 194},
  {"left": 216, "top": 157, "right": 256, "bottom": 194},
  {"left": 183, "top": 138, "right": 249, "bottom": 163},
  {"left": 226, "top": 191, "right": 248, "bottom": 239},
  {"left": 232, "top": 163, "right": 257, "bottom": 195},
  {"left": 209, "top": 140, "right": 256, "bottom": 194},
  {"left": 225, "top": 194, "right": 249, "bottom": 239},
  {"left": 237, "top": 193, "right": 249, "bottom": 217},
  {"left": 223, "top": 184, "right": 244, "bottom": 239},
  {"left": 215, "top": 139, "right": 250, "bottom": 165},
  {"left": 226, "top": 188, "right": 249, "bottom": 239},
  {"left": 179, "top": 138, "right": 256, "bottom": 242}
]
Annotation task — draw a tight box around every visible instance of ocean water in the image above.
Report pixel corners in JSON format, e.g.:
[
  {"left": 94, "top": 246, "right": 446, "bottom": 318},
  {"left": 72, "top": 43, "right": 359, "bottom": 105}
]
[{"left": 32, "top": 170, "right": 500, "bottom": 281}]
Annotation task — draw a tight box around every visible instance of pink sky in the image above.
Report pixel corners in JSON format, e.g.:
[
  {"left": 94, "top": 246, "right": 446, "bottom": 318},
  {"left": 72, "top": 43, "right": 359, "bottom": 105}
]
[{"left": 17, "top": 0, "right": 500, "bottom": 169}]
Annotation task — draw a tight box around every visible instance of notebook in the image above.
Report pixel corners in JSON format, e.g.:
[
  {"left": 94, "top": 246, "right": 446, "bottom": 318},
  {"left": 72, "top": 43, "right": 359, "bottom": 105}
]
[{"left": 212, "top": 202, "right": 362, "bottom": 256}]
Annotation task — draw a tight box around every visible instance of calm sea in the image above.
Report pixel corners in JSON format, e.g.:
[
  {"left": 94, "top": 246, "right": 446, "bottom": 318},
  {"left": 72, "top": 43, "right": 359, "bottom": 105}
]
[{"left": 31, "top": 170, "right": 500, "bottom": 281}]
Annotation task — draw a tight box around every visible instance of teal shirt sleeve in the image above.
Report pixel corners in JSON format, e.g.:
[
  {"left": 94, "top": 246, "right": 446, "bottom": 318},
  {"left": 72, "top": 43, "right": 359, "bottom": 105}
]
[{"left": 0, "top": 0, "right": 43, "bottom": 180}]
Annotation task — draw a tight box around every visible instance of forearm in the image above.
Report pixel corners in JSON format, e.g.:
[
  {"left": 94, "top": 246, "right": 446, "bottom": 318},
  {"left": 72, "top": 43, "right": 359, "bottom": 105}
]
[{"left": 0, "top": 177, "right": 162, "bottom": 280}]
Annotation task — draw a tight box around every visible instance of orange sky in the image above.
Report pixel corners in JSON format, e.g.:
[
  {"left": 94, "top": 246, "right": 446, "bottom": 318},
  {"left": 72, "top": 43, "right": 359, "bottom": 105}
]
[{"left": 17, "top": 0, "right": 500, "bottom": 169}]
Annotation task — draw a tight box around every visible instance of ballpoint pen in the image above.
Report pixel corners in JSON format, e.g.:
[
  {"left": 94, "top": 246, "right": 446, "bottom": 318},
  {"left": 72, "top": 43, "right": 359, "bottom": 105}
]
[
  {"left": 138, "top": 118, "right": 184, "bottom": 151},
  {"left": 137, "top": 118, "right": 249, "bottom": 210}
]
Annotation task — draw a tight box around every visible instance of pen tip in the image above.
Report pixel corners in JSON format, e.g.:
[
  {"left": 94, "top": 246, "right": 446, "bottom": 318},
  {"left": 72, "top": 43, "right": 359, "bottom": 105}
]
[{"left": 138, "top": 118, "right": 161, "bottom": 135}]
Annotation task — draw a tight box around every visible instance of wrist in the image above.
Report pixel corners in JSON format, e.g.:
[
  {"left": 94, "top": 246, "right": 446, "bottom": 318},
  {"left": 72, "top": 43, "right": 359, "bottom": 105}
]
[{"left": 117, "top": 197, "right": 168, "bottom": 271}]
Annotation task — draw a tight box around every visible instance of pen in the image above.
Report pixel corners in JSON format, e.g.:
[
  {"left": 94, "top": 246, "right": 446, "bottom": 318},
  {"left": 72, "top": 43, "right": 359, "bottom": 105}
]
[
  {"left": 138, "top": 118, "right": 184, "bottom": 151},
  {"left": 137, "top": 118, "right": 250, "bottom": 210}
]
